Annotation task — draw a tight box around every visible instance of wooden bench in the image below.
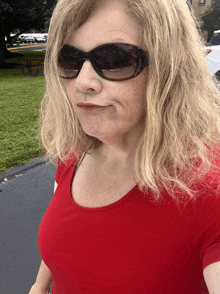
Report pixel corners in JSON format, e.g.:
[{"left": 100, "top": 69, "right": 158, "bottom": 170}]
[
  {"left": 16, "top": 64, "right": 28, "bottom": 73},
  {"left": 29, "top": 65, "right": 44, "bottom": 76},
  {"left": 18, "top": 58, "right": 45, "bottom": 76}
]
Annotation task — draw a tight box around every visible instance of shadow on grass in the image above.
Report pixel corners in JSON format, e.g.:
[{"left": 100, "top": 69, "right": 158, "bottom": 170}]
[
  {"left": 0, "top": 51, "right": 25, "bottom": 69},
  {"left": 0, "top": 50, "right": 45, "bottom": 69},
  {"left": 0, "top": 63, "right": 22, "bottom": 69}
]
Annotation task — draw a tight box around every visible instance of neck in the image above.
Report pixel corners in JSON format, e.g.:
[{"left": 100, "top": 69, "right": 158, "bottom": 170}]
[{"left": 92, "top": 124, "right": 144, "bottom": 165}]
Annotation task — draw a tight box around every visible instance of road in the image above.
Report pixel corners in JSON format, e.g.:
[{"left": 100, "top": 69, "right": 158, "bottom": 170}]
[
  {"left": 9, "top": 44, "right": 46, "bottom": 52},
  {"left": 0, "top": 160, "right": 56, "bottom": 294}
]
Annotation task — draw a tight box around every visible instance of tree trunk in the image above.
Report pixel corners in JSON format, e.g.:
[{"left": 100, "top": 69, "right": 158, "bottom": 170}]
[
  {"left": 0, "top": 18, "right": 5, "bottom": 64},
  {"left": 0, "top": 50, "right": 5, "bottom": 64},
  {"left": 0, "top": 19, "right": 22, "bottom": 64},
  {"left": 202, "top": 30, "right": 209, "bottom": 43},
  {"left": 0, "top": 37, "right": 18, "bottom": 64}
]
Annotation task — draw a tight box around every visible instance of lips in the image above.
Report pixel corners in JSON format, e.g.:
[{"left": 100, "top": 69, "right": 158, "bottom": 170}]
[
  {"left": 76, "top": 103, "right": 107, "bottom": 110},
  {"left": 77, "top": 103, "right": 104, "bottom": 107}
]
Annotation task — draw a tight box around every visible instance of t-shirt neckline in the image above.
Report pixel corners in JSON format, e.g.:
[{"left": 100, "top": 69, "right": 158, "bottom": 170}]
[{"left": 68, "top": 155, "right": 138, "bottom": 212}]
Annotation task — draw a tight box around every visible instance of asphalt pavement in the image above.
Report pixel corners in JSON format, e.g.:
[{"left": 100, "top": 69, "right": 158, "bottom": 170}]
[{"left": 0, "top": 158, "right": 57, "bottom": 294}]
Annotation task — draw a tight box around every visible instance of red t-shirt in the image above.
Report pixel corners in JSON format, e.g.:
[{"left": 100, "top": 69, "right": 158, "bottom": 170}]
[{"left": 38, "top": 153, "right": 220, "bottom": 294}]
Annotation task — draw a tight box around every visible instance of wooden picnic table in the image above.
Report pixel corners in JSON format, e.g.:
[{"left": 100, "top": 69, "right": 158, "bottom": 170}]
[{"left": 18, "top": 57, "right": 45, "bottom": 76}]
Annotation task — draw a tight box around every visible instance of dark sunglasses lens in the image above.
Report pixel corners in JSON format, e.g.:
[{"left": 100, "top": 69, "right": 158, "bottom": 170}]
[
  {"left": 58, "top": 45, "right": 84, "bottom": 78},
  {"left": 93, "top": 44, "right": 138, "bottom": 80}
]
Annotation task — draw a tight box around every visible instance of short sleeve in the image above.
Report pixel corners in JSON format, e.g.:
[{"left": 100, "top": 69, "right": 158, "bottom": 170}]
[
  {"left": 202, "top": 158, "right": 220, "bottom": 269},
  {"left": 196, "top": 192, "right": 220, "bottom": 270},
  {"left": 199, "top": 194, "right": 220, "bottom": 270},
  {"left": 201, "top": 193, "right": 220, "bottom": 269},
  {"left": 185, "top": 158, "right": 220, "bottom": 270},
  {"left": 191, "top": 191, "right": 220, "bottom": 270},
  {"left": 203, "top": 243, "right": 220, "bottom": 269}
]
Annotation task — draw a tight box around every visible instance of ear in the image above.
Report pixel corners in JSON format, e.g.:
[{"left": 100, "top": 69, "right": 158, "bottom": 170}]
[{"left": 203, "top": 261, "right": 220, "bottom": 294}]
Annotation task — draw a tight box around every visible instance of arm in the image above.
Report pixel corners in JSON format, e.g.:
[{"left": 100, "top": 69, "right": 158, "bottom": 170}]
[
  {"left": 54, "top": 181, "right": 58, "bottom": 193},
  {"left": 203, "top": 261, "right": 220, "bottom": 294},
  {"left": 35, "top": 260, "right": 53, "bottom": 290},
  {"left": 29, "top": 260, "right": 53, "bottom": 293}
]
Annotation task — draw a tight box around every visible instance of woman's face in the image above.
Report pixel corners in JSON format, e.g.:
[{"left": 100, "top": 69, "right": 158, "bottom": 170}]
[{"left": 65, "top": 0, "right": 148, "bottom": 143}]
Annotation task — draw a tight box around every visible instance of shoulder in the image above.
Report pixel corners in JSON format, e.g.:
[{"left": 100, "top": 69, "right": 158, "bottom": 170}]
[
  {"left": 55, "top": 152, "right": 78, "bottom": 184},
  {"left": 183, "top": 162, "right": 220, "bottom": 273},
  {"left": 186, "top": 157, "right": 220, "bottom": 227},
  {"left": 192, "top": 147, "right": 220, "bottom": 205}
]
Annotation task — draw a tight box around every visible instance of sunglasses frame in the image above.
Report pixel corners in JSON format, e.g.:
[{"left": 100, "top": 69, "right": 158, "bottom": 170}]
[{"left": 58, "top": 42, "right": 148, "bottom": 81}]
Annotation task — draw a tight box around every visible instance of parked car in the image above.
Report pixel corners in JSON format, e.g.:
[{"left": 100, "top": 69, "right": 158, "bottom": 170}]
[
  {"left": 205, "top": 45, "right": 220, "bottom": 78},
  {"left": 25, "top": 36, "right": 35, "bottom": 43},
  {"left": 205, "top": 31, "right": 220, "bottom": 81},
  {"left": 19, "top": 35, "right": 34, "bottom": 43},
  {"left": 209, "top": 30, "right": 220, "bottom": 45},
  {"left": 34, "top": 36, "right": 47, "bottom": 43}
]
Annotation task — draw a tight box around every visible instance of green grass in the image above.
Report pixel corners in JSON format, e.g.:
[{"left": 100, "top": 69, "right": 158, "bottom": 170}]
[
  {"left": 6, "top": 50, "right": 45, "bottom": 64},
  {"left": 0, "top": 51, "right": 46, "bottom": 174}
]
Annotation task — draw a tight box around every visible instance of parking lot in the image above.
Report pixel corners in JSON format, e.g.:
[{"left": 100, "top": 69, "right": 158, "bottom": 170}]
[{"left": 6, "top": 33, "right": 48, "bottom": 48}]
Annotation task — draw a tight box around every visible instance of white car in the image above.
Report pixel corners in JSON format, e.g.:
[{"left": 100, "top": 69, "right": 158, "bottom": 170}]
[
  {"left": 205, "top": 45, "right": 220, "bottom": 79},
  {"left": 34, "top": 36, "right": 47, "bottom": 43},
  {"left": 19, "top": 35, "right": 34, "bottom": 43},
  {"left": 205, "top": 31, "right": 220, "bottom": 81}
]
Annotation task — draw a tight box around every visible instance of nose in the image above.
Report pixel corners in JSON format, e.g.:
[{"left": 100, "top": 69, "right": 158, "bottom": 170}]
[{"left": 73, "top": 60, "right": 103, "bottom": 93}]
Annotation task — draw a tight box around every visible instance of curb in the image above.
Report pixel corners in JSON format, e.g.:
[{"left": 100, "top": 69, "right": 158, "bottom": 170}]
[
  {"left": 0, "top": 157, "right": 49, "bottom": 183},
  {"left": 9, "top": 44, "right": 47, "bottom": 50}
]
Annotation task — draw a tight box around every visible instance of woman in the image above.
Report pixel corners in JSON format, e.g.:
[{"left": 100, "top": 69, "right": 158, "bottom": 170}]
[{"left": 29, "top": 0, "right": 220, "bottom": 293}]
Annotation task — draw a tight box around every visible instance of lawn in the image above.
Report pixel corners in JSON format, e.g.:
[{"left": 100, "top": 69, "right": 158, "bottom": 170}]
[{"left": 0, "top": 51, "right": 46, "bottom": 175}]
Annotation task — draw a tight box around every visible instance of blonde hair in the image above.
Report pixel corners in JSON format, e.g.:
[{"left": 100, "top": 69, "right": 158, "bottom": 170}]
[{"left": 40, "top": 0, "right": 220, "bottom": 205}]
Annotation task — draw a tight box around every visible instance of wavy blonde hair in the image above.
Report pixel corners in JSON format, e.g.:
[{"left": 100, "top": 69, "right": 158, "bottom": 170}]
[{"left": 40, "top": 0, "right": 220, "bottom": 205}]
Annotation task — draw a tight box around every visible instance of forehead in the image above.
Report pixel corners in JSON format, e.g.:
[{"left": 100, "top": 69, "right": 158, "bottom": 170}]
[{"left": 67, "top": 1, "right": 140, "bottom": 51}]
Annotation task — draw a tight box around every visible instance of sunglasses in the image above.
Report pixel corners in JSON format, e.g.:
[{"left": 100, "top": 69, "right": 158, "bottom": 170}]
[{"left": 58, "top": 43, "right": 148, "bottom": 81}]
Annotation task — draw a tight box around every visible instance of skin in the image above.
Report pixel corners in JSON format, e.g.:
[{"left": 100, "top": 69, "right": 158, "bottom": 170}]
[{"left": 65, "top": 0, "right": 148, "bottom": 165}]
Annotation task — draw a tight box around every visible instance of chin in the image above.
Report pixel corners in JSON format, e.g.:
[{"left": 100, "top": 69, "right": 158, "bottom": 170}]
[{"left": 82, "top": 126, "right": 114, "bottom": 141}]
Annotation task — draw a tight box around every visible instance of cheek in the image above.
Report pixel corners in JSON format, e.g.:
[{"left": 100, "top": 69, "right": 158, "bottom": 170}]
[
  {"left": 129, "top": 81, "right": 147, "bottom": 121},
  {"left": 121, "top": 78, "right": 147, "bottom": 114},
  {"left": 66, "top": 82, "right": 75, "bottom": 100},
  {"left": 65, "top": 82, "right": 79, "bottom": 112},
  {"left": 115, "top": 91, "right": 146, "bottom": 128}
]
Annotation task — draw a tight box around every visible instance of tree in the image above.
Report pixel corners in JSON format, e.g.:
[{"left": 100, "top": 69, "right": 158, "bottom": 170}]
[
  {"left": 0, "top": 0, "right": 57, "bottom": 63},
  {"left": 201, "top": 0, "right": 220, "bottom": 42}
]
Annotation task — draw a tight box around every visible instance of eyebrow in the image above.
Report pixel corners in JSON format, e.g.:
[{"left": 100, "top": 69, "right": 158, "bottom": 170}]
[{"left": 68, "top": 39, "right": 130, "bottom": 52}]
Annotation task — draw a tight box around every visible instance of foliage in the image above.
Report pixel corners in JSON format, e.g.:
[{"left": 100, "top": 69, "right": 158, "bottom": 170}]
[
  {"left": 0, "top": 0, "right": 57, "bottom": 37},
  {"left": 0, "top": 0, "right": 57, "bottom": 61},
  {"left": 201, "top": 0, "right": 220, "bottom": 42}
]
